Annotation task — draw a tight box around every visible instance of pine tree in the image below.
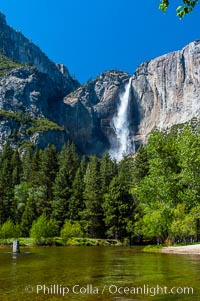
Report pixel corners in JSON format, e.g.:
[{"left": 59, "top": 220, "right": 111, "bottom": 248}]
[
  {"left": 21, "top": 147, "right": 33, "bottom": 183},
  {"left": 118, "top": 155, "right": 134, "bottom": 190},
  {"left": 52, "top": 143, "right": 79, "bottom": 225},
  {"left": 82, "top": 155, "right": 104, "bottom": 238},
  {"left": 11, "top": 149, "right": 22, "bottom": 186},
  {"left": 103, "top": 176, "right": 135, "bottom": 241},
  {"left": 40, "top": 144, "right": 58, "bottom": 203},
  {"left": 100, "top": 151, "right": 117, "bottom": 195},
  {"left": 132, "top": 146, "right": 149, "bottom": 183},
  {"left": 68, "top": 167, "right": 85, "bottom": 220},
  {"left": 80, "top": 155, "right": 88, "bottom": 175},
  {"left": 0, "top": 141, "right": 14, "bottom": 223},
  {"left": 29, "top": 148, "right": 42, "bottom": 186}
]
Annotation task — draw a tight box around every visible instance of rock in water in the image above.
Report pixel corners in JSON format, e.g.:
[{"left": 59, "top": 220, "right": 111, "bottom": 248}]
[{"left": 13, "top": 240, "right": 20, "bottom": 253}]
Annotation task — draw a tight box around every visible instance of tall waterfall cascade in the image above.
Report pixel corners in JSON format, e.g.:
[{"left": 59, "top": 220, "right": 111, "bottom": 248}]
[{"left": 109, "top": 78, "right": 135, "bottom": 161}]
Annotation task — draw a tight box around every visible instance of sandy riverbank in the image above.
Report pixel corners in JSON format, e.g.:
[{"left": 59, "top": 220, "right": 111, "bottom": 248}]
[{"left": 162, "top": 244, "right": 200, "bottom": 254}]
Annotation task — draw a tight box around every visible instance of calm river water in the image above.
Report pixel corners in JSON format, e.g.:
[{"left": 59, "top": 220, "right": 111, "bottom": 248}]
[{"left": 0, "top": 246, "right": 199, "bottom": 301}]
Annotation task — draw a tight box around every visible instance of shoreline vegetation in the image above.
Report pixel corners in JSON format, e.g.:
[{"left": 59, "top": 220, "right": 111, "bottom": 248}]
[
  {"left": 1, "top": 238, "right": 200, "bottom": 256},
  {"left": 0, "top": 237, "right": 122, "bottom": 247}
]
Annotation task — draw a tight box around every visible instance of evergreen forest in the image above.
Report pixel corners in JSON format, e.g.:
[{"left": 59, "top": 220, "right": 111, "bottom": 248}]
[{"left": 0, "top": 119, "right": 200, "bottom": 245}]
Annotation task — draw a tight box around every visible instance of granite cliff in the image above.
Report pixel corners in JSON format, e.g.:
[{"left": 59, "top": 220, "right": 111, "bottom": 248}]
[
  {"left": 0, "top": 11, "right": 199, "bottom": 156},
  {"left": 0, "top": 12, "right": 78, "bottom": 150},
  {"left": 64, "top": 40, "right": 200, "bottom": 154},
  {"left": 63, "top": 70, "right": 130, "bottom": 155},
  {"left": 0, "top": 12, "right": 79, "bottom": 94},
  {"left": 131, "top": 40, "right": 200, "bottom": 145}
]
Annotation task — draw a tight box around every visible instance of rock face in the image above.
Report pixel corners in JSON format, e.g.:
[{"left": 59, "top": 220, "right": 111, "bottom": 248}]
[
  {"left": 0, "top": 67, "right": 58, "bottom": 117},
  {"left": 0, "top": 12, "right": 79, "bottom": 95},
  {"left": 63, "top": 41, "right": 200, "bottom": 154},
  {"left": 0, "top": 12, "right": 76, "bottom": 151},
  {"left": 131, "top": 40, "right": 200, "bottom": 145},
  {"left": 63, "top": 70, "right": 130, "bottom": 155},
  {"left": 0, "top": 10, "right": 200, "bottom": 156},
  {"left": 0, "top": 65, "right": 68, "bottom": 151}
]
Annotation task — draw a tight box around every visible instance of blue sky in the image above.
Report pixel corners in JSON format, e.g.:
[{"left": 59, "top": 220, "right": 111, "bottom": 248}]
[{"left": 0, "top": 0, "right": 199, "bottom": 83}]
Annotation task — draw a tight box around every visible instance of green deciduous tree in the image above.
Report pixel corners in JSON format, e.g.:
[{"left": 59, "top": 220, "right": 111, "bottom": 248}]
[
  {"left": 159, "top": 0, "right": 199, "bottom": 18},
  {"left": 20, "top": 197, "right": 37, "bottom": 237},
  {"left": 170, "top": 204, "right": 196, "bottom": 243},
  {"left": 176, "top": 125, "right": 200, "bottom": 208},
  {"left": 60, "top": 220, "right": 83, "bottom": 245},
  {"left": 0, "top": 219, "right": 21, "bottom": 239},
  {"left": 30, "top": 214, "right": 59, "bottom": 244}
]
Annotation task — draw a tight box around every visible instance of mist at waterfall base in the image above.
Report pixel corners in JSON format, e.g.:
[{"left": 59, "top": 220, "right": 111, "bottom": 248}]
[{"left": 109, "top": 78, "right": 135, "bottom": 162}]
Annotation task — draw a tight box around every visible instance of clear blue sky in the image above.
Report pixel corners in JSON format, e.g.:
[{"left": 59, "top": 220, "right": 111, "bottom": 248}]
[{"left": 0, "top": 0, "right": 199, "bottom": 83}]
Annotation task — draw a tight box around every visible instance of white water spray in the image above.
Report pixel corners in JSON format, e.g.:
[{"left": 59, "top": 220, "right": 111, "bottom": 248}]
[{"left": 109, "top": 78, "right": 135, "bottom": 161}]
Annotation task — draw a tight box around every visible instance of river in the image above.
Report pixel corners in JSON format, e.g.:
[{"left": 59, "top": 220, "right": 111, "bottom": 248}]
[{"left": 0, "top": 246, "right": 199, "bottom": 300}]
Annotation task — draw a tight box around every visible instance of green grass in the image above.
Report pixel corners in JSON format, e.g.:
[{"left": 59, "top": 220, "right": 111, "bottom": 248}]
[
  {"left": 0, "top": 237, "right": 35, "bottom": 246},
  {"left": 143, "top": 244, "right": 163, "bottom": 253}
]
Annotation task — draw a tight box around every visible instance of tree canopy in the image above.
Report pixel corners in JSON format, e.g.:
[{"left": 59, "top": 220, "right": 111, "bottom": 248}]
[{"left": 159, "top": 0, "right": 198, "bottom": 18}]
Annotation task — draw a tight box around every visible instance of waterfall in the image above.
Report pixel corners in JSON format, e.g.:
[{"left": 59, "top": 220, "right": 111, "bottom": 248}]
[{"left": 109, "top": 78, "right": 135, "bottom": 161}]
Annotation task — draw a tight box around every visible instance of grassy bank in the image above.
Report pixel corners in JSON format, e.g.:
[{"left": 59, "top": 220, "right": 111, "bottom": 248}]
[
  {"left": 142, "top": 245, "right": 163, "bottom": 253},
  {"left": 0, "top": 237, "right": 122, "bottom": 247}
]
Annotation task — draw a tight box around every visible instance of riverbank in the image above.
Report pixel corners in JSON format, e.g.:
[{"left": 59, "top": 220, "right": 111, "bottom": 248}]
[
  {"left": 0, "top": 237, "right": 122, "bottom": 247},
  {"left": 143, "top": 244, "right": 200, "bottom": 254},
  {"left": 161, "top": 244, "right": 200, "bottom": 254}
]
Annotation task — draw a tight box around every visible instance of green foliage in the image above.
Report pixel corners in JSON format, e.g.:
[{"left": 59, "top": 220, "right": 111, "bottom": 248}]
[
  {"left": 60, "top": 220, "right": 83, "bottom": 245},
  {"left": 0, "top": 109, "right": 64, "bottom": 139},
  {"left": 52, "top": 143, "right": 79, "bottom": 225},
  {"left": 159, "top": 0, "right": 198, "bottom": 18},
  {"left": 0, "top": 55, "right": 21, "bottom": 76},
  {"left": 20, "top": 197, "right": 37, "bottom": 237},
  {"left": 82, "top": 155, "right": 105, "bottom": 238},
  {"left": 134, "top": 122, "right": 200, "bottom": 244},
  {"left": 40, "top": 145, "right": 58, "bottom": 202},
  {"left": 30, "top": 214, "right": 59, "bottom": 244},
  {"left": 0, "top": 141, "right": 15, "bottom": 224},
  {"left": 0, "top": 219, "right": 21, "bottom": 239},
  {"left": 68, "top": 167, "right": 85, "bottom": 220},
  {"left": 143, "top": 245, "right": 163, "bottom": 253},
  {"left": 100, "top": 151, "right": 117, "bottom": 194},
  {"left": 26, "top": 118, "right": 64, "bottom": 135},
  {"left": 0, "top": 119, "right": 200, "bottom": 245},
  {"left": 103, "top": 176, "right": 135, "bottom": 241}
]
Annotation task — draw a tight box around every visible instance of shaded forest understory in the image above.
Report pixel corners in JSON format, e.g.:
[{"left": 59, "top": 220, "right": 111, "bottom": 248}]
[{"left": 0, "top": 118, "right": 200, "bottom": 245}]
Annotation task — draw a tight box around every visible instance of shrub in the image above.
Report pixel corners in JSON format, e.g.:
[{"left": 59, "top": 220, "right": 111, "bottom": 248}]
[
  {"left": 30, "top": 214, "right": 59, "bottom": 244},
  {"left": 60, "top": 221, "right": 83, "bottom": 245},
  {"left": 0, "top": 219, "right": 21, "bottom": 239}
]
